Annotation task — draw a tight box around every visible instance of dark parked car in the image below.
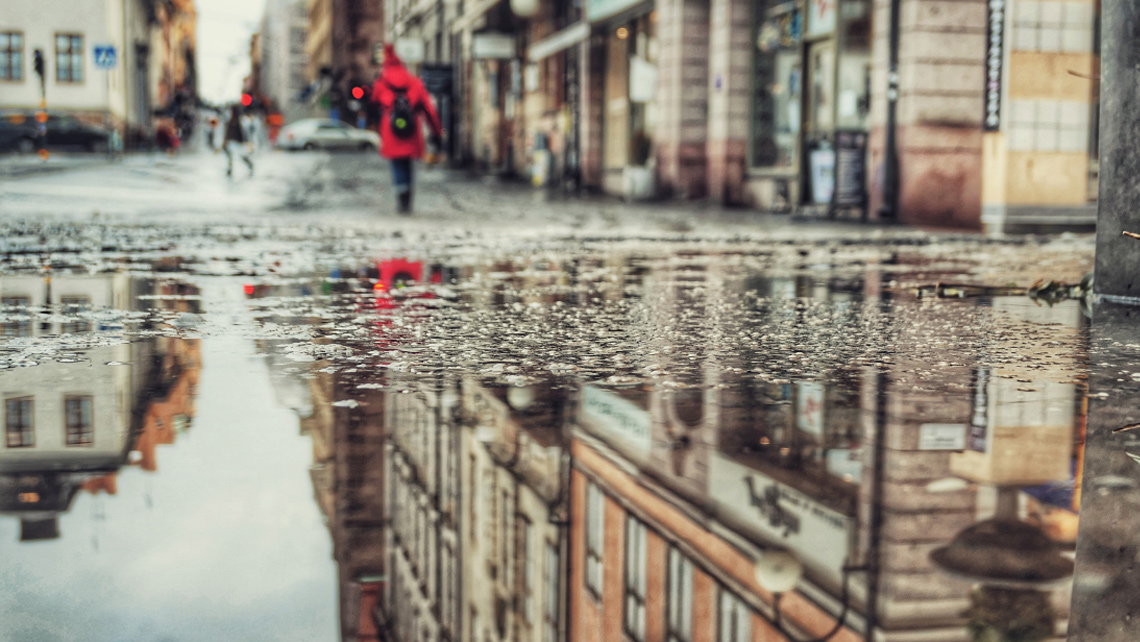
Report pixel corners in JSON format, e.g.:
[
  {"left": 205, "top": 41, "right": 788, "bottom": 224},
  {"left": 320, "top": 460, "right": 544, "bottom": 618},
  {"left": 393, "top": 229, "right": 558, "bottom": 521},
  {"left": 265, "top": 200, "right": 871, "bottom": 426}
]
[{"left": 0, "top": 111, "right": 111, "bottom": 154}]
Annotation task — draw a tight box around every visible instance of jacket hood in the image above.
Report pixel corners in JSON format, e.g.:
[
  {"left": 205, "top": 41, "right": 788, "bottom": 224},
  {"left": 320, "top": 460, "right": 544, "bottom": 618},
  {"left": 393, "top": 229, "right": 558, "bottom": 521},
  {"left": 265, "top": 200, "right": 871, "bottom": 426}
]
[{"left": 381, "top": 44, "right": 414, "bottom": 89}]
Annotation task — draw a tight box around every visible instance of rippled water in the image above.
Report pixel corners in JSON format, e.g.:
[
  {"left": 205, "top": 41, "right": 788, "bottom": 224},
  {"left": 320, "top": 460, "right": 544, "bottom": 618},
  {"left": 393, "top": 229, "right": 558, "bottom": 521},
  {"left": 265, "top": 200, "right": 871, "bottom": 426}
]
[{"left": 1, "top": 232, "right": 1110, "bottom": 642}]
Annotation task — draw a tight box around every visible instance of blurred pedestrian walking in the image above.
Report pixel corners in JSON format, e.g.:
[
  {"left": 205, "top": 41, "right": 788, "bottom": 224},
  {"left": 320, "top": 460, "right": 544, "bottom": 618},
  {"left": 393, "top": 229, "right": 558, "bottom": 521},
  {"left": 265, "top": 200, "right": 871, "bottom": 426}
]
[
  {"left": 223, "top": 104, "right": 254, "bottom": 177},
  {"left": 370, "top": 43, "right": 443, "bottom": 214}
]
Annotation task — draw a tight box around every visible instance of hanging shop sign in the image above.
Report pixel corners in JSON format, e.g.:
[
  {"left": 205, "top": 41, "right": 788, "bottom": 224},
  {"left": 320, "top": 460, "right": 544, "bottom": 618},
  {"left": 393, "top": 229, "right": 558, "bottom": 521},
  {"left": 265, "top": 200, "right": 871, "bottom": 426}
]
[
  {"left": 396, "top": 38, "right": 425, "bottom": 64},
  {"left": 529, "top": 21, "right": 591, "bottom": 62},
  {"left": 472, "top": 33, "right": 516, "bottom": 59},
  {"left": 983, "top": 0, "right": 1005, "bottom": 131},
  {"left": 806, "top": 0, "right": 837, "bottom": 37},
  {"left": 588, "top": 0, "right": 648, "bottom": 22}
]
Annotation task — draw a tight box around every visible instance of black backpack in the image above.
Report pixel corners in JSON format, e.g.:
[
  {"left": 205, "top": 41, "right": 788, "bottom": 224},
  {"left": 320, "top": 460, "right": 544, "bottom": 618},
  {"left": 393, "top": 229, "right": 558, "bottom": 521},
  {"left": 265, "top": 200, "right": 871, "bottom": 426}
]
[{"left": 388, "top": 86, "right": 416, "bottom": 139}]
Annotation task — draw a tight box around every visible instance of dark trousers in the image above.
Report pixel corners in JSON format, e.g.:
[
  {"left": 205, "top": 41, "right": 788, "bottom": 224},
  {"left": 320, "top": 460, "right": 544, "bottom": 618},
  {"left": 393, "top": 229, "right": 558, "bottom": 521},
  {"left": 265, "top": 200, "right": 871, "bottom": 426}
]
[{"left": 391, "top": 158, "right": 413, "bottom": 194}]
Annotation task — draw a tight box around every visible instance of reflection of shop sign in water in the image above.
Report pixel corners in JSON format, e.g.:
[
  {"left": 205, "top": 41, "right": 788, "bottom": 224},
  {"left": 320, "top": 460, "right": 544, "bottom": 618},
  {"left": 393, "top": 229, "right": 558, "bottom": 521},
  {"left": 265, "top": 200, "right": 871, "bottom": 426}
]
[
  {"left": 587, "top": 0, "right": 647, "bottom": 21},
  {"left": 581, "top": 385, "right": 652, "bottom": 454},
  {"left": 709, "top": 453, "right": 851, "bottom": 582},
  {"left": 983, "top": 0, "right": 1005, "bottom": 131},
  {"left": 796, "top": 381, "right": 825, "bottom": 436}
]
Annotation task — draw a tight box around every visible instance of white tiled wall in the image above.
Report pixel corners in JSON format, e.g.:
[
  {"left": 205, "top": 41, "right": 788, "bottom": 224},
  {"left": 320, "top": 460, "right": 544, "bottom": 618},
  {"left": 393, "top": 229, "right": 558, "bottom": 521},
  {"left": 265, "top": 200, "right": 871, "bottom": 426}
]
[
  {"left": 1011, "top": 0, "right": 1095, "bottom": 53},
  {"left": 1007, "top": 99, "right": 1091, "bottom": 152}
]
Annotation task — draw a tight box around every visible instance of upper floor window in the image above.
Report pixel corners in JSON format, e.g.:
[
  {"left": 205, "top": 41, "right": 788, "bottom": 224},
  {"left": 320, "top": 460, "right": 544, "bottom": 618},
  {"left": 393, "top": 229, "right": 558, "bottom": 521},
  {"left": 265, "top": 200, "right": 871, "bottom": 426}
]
[
  {"left": 55, "top": 33, "right": 83, "bottom": 83},
  {"left": 65, "top": 395, "right": 93, "bottom": 446},
  {"left": 6, "top": 397, "right": 34, "bottom": 447},
  {"left": 585, "top": 481, "right": 605, "bottom": 597},
  {"left": 0, "top": 32, "right": 24, "bottom": 81}
]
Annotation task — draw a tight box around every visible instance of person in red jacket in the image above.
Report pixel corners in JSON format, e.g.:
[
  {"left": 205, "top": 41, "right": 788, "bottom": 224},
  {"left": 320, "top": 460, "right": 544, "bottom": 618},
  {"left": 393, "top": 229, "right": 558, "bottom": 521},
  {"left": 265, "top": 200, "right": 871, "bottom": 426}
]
[{"left": 370, "top": 43, "right": 443, "bottom": 214}]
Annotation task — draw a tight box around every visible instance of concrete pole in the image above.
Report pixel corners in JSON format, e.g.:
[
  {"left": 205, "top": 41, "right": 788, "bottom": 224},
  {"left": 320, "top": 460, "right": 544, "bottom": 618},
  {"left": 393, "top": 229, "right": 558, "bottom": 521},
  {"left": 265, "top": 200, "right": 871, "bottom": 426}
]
[{"left": 1093, "top": 0, "right": 1140, "bottom": 301}]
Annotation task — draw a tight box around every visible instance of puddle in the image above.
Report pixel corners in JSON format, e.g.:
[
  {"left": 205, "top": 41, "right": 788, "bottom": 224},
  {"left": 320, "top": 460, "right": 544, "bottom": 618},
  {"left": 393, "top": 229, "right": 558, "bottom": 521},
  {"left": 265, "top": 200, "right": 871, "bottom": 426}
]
[{"left": 0, "top": 235, "right": 1114, "bottom": 641}]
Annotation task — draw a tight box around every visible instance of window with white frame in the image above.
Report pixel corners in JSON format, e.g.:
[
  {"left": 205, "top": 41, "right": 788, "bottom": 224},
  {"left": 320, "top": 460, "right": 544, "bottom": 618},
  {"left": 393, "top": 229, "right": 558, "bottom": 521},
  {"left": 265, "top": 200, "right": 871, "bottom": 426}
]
[
  {"left": 718, "top": 590, "right": 752, "bottom": 642},
  {"left": 521, "top": 518, "right": 535, "bottom": 624},
  {"left": 54, "top": 33, "right": 83, "bottom": 83},
  {"left": 585, "top": 482, "right": 604, "bottom": 597},
  {"left": 544, "top": 542, "right": 560, "bottom": 642},
  {"left": 624, "top": 516, "right": 647, "bottom": 642},
  {"left": 667, "top": 548, "right": 694, "bottom": 642},
  {"left": 0, "top": 32, "right": 24, "bottom": 81}
]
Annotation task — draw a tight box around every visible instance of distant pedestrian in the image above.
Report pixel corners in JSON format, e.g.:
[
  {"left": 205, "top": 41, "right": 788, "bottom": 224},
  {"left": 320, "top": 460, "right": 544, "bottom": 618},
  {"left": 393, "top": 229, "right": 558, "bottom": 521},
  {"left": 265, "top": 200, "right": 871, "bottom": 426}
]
[
  {"left": 207, "top": 115, "right": 220, "bottom": 152},
  {"left": 223, "top": 104, "right": 254, "bottom": 177},
  {"left": 370, "top": 43, "right": 443, "bottom": 214}
]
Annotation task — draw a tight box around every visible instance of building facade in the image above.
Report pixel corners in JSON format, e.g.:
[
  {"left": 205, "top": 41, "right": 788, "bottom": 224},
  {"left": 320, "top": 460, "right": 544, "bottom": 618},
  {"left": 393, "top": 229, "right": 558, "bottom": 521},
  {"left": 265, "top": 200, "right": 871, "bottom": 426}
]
[
  {"left": 0, "top": 0, "right": 197, "bottom": 146},
  {"left": 255, "top": 0, "right": 312, "bottom": 124}
]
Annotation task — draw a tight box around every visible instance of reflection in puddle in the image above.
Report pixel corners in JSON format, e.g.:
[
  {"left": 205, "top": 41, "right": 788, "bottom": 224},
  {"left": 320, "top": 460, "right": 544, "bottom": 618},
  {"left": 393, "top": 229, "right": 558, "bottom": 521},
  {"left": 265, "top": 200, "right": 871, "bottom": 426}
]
[{"left": 244, "top": 245, "right": 1091, "bottom": 642}]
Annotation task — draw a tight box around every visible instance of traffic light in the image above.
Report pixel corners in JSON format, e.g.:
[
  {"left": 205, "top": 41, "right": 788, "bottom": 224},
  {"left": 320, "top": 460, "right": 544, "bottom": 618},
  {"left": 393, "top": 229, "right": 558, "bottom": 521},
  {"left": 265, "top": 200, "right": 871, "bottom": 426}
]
[
  {"left": 240, "top": 93, "right": 252, "bottom": 107},
  {"left": 33, "top": 49, "right": 44, "bottom": 79},
  {"left": 352, "top": 86, "right": 366, "bottom": 100}
]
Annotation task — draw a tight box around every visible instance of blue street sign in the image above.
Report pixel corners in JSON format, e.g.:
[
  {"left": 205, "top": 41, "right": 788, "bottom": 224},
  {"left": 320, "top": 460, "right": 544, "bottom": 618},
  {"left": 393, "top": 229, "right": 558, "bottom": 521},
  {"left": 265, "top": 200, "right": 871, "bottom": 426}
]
[{"left": 94, "top": 45, "right": 117, "bottom": 69}]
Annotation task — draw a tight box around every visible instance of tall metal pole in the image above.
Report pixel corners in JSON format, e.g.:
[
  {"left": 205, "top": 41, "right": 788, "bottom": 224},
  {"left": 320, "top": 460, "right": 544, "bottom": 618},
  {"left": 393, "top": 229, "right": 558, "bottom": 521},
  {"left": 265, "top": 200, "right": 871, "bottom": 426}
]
[
  {"left": 1092, "top": 0, "right": 1140, "bottom": 302},
  {"left": 877, "top": 0, "right": 901, "bottom": 222}
]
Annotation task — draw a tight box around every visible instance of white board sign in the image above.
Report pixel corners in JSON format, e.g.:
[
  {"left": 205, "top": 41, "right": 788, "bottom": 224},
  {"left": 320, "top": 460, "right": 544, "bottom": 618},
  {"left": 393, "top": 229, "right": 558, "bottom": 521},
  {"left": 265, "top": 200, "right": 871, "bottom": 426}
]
[
  {"left": 919, "top": 423, "right": 968, "bottom": 451},
  {"left": 795, "top": 381, "right": 825, "bottom": 437},
  {"left": 396, "top": 38, "right": 425, "bottom": 64},
  {"left": 472, "top": 33, "right": 515, "bottom": 60},
  {"left": 580, "top": 385, "right": 652, "bottom": 455},
  {"left": 708, "top": 452, "right": 851, "bottom": 583}
]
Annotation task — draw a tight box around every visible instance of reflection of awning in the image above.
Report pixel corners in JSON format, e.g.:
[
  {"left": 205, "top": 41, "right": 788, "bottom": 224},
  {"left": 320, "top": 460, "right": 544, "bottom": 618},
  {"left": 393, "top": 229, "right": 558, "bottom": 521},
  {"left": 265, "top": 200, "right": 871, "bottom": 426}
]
[
  {"left": 528, "top": 22, "right": 590, "bottom": 62},
  {"left": 451, "top": 0, "right": 503, "bottom": 34}
]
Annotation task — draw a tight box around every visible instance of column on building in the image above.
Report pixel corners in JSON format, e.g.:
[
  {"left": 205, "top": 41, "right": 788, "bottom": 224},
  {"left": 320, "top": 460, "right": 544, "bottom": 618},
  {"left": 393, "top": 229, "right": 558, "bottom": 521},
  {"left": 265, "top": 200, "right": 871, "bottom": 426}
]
[
  {"left": 981, "top": 0, "right": 1098, "bottom": 233},
  {"left": 705, "top": 0, "right": 751, "bottom": 204},
  {"left": 655, "top": 0, "right": 708, "bottom": 198},
  {"left": 870, "top": 0, "right": 986, "bottom": 227}
]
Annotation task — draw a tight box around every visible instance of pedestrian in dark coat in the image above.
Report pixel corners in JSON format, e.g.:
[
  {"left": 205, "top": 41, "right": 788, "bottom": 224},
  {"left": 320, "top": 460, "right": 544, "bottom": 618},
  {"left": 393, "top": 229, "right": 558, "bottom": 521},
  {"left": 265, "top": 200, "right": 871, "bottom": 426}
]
[
  {"left": 223, "top": 104, "right": 253, "bottom": 177},
  {"left": 370, "top": 43, "right": 443, "bottom": 213}
]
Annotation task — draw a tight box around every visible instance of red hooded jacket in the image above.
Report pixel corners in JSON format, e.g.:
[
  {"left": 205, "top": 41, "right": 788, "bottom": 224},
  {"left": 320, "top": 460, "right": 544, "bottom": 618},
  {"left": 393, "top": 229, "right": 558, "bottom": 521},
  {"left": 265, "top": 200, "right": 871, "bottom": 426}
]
[{"left": 371, "top": 44, "right": 443, "bottom": 160}]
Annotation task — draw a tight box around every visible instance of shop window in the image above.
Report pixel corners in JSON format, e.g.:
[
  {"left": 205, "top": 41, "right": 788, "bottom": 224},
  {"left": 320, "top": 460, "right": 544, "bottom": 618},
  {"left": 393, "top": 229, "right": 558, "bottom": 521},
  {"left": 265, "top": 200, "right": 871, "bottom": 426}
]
[
  {"left": 718, "top": 590, "right": 752, "bottom": 642},
  {"left": 55, "top": 33, "right": 84, "bottom": 83},
  {"left": 585, "top": 481, "right": 604, "bottom": 597},
  {"left": 624, "top": 516, "right": 647, "bottom": 642},
  {"left": 751, "top": 7, "right": 801, "bottom": 168},
  {"left": 604, "top": 13, "right": 658, "bottom": 170},
  {"left": 65, "top": 395, "right": 93, "bottom": 446},
  {"left": 667, "top": 548, "right": 694, "bottom": 642},
  {"left": 1, "top": 32, "right": 24, "bottom": 81},
  {"left": 6, "top": 397, "right": 34, "bottom": 448}
]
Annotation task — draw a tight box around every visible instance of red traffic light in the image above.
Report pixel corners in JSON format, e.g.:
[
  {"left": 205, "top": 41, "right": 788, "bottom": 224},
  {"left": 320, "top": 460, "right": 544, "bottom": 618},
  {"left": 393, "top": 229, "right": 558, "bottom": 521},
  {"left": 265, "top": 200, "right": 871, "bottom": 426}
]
[
  {"left": 241, "top": 93, "right": 253, "bottom": 106},
  {"left": 352, "top": 86, "right": 365, "bottom": 100}
]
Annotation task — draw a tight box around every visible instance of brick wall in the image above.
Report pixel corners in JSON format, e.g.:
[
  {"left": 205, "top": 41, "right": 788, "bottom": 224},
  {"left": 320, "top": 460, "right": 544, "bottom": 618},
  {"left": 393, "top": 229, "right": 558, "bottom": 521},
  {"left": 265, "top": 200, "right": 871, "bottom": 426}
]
[{"left": 655, "top": 0, "right": 709, "bottom": 198}]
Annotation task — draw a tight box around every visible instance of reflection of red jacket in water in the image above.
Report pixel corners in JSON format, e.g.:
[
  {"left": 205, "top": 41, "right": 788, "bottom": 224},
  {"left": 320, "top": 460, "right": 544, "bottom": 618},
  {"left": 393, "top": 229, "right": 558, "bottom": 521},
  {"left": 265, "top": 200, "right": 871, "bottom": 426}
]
[{"left": 370, "top": 44, "right": 442, "bottom": 160}]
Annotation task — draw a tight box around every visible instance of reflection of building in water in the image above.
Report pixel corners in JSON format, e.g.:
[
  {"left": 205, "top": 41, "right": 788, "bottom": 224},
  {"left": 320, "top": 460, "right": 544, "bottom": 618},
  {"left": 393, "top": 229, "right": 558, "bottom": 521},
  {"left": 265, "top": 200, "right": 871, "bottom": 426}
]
[
  {"left": 0, "top": 274, "right": 201, "bottom": 542},
  {"left": 304, "top": 367, "right": 387, "bottom": 642},
  {"left": 380, "top": 375, "right": 459, "bottom": 642},
  {"left": 568, "top": 266, "right": 1086, "bottom": 642},
  {"left": 455, "top": 380, "right": 568, "bottom": 642}
]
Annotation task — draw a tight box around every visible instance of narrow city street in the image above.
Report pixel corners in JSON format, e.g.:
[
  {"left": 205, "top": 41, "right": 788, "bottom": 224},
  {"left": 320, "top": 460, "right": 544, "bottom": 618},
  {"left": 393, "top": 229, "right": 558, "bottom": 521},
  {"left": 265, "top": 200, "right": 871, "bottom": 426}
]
[{"left": 1, "top": 148, "right": 1120, "bottom": 641}]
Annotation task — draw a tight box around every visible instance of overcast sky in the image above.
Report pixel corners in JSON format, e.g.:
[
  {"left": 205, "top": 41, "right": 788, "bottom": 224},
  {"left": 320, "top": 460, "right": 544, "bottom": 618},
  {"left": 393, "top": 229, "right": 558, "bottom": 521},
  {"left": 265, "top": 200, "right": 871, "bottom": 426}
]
[{"left": 195, "top": 0, "right": 268, "bottom": 104}]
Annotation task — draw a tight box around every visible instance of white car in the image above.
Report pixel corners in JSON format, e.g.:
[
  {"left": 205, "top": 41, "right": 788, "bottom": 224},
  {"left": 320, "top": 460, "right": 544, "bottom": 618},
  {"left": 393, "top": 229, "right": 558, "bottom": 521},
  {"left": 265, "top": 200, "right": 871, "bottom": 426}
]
[{"left": 276, "top": 118, "right": 379, "bottom": 151}]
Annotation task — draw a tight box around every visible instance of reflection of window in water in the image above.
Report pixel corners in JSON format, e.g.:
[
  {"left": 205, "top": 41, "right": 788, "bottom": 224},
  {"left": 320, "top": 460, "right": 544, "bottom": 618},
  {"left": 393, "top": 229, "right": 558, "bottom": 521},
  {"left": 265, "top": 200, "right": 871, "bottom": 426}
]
[
  {"left": 624, "top": 515, "right": 648, "bottom": 641},
  {"left": 1, "top": 296, "right": 31, "bottom": 337},
  {"left": 544, "top": 542, "right": 560, "bottom": 642},
  {"left": 666, "top": 547, "right": 694, "bottom": 642},
  {"left": 6, "top": 397, "right": 35, "bottom": 448},
  {"left": 60, "top": 296, "right": 92, "bottom": 333},
  {"left": 65, "top": 395, "right": 94, "bottom": 446},
  {"left": 717, "top": 590, "right": 752, "bottom": 642}
]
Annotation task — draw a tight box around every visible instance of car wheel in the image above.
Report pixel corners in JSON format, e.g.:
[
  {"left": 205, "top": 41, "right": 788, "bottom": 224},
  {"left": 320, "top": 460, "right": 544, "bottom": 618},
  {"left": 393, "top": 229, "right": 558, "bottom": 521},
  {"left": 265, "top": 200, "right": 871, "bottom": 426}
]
[
  {"left": 302, "top": 141, "right": 318, "bottom": 151},
  {"left": 17, "top": 138, "right": 36, "bottom": 155}
]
